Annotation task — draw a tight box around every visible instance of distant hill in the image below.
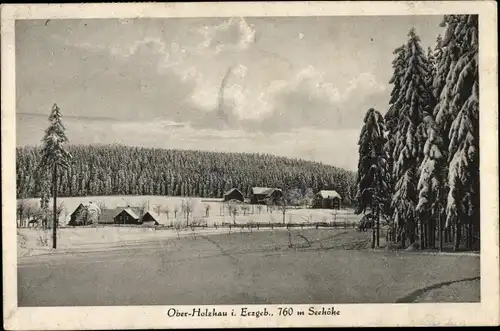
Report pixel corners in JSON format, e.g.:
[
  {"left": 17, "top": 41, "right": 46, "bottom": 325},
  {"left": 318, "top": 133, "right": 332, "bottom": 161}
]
[{"left": 16, "top": 144, "right": 357, "bottom": 203}]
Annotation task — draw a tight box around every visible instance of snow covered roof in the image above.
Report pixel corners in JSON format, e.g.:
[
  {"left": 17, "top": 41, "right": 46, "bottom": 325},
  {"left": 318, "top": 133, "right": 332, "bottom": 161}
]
[
  {"left": 251, "top": 187, "right": 283, "bottom": 195},
  {"left": 70, "top": 203, "right": 86, "bottom": 215},
  {"left": 142, "top": 210, "right": 172, "bottom": 225},
  {"left": 251, "top": 187, "right": 272, "bottom": 195},
  {"left": 224, "top": 188, "right": 243, "bottom": 196},
  {"left": 143, "top": 210, "right": 160, "bottom": 221},
  {"left": 317, "top": 190, "right": 341, "bottom": 199},
  {"left": 116, "top": 207, "right": 140, "bottom": 220}
]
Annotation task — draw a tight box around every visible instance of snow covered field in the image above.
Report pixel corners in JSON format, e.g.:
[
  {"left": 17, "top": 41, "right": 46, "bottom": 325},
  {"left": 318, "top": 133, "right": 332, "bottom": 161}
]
[{"left": 18, "top": 195, "right": 361, "bottom": 227}]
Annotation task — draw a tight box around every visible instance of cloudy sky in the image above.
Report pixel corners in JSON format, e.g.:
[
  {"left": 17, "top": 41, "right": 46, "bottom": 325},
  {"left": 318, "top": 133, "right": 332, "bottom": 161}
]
[{"left": 16, "top": 16, "right": 444, "bottom": 170}]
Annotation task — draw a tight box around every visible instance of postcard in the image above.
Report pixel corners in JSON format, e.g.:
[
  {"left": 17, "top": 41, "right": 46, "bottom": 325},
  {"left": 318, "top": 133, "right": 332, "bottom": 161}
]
[{"left": 2, "top": 1, "right": 498, "bottom": 329}]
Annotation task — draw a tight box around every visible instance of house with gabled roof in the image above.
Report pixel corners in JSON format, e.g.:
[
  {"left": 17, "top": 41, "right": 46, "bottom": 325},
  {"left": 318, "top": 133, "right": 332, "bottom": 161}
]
[
  {"left": 313, "top": 190, "right": 342, "bottom": 209},
  {"left": 223, "top": 188, "right": 244, "bottom": 202},
  {"left": 250, "top": 187, "right": 283, "bottom": 205},
  {"left": 68, "top": 202, "right": 102, "bottom": 226},
  {"left": 68, "top": 203, "right": 88, "bottom": 226},
  {"left": 141, "top": 211, "right": 160, "bottom": 226},
  {"left": 113, "top": 207, "right": 141, "bottom": 225}
]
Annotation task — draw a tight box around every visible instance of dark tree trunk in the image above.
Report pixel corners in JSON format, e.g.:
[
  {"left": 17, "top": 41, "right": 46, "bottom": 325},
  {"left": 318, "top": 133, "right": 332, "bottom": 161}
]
[
  {"left": 419, "top": 219, "right": 424, "bottom": 250},
  {"left": 393, "top": 224, "right": 398, "bottom": 244},
  {"left": 409, "top": 220, "right": 415, "bottom": 245},
  {"left": 432, "top": 217, "right": 436, "bottom": 248},
  {"left": 438, "top": 213, "right": 443, "bottom": 252},
  {"left": 423, "top": 220, "right": 428, "bottom": 249},
  {"left": 467, "top": 224, "right": 473, "bottom": 250},
  {"left": 474, "top": 221, "right": 480, "bottom": 250},
  {"left": 376, "top": 215, "right": 380, "bottom": 248},
  {"left": 453, "top": 223, "right": 461, "bottom": 251},
  {"left": 372, "top": 223, "right": 376, "bottom": 249},
  {"left": 52, "top": 163, "right": 58, "bottom": 249}
]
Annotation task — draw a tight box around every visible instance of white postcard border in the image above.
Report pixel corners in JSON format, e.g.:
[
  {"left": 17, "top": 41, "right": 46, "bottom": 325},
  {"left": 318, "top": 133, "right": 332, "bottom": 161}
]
[{"left": 2, "top": 2, "right": 498, "bottom": 329}]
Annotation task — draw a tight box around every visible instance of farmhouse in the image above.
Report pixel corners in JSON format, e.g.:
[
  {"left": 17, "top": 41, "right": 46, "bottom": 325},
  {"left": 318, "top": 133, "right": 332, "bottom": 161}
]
[
  {"left": 313, "top": 190, "right": 342, "bottom": 209},
  {"left": 223, "top": 188, "right": 244, "bottom": 202},
  {"left": 141, "top": 211, "right": 160, "bottom": 226},
  {"left": 250, "top": 187, "right": 283, "bottom": 205},
  {"left": 114, "top": 207, "right": 141, "bottom": 225},
  {"left": 68, "top": 202, "right": 101, "bottom": 226},
  {"left": 68, "top": 203, "right": 88, "bottom": 226},
  {"left": 97, "top": 206, "right": 142, "bottom": 225},
  {"left": 98, "top": 208, "right": 121, "bottom": 224}
]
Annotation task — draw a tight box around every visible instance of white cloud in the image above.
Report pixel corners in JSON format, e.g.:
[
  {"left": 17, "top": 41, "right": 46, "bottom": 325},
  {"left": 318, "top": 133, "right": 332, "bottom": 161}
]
[
  {"left": 173, "top": 66, "right": 219, "bottom": 111},
  {"left": 345, "top": 72, "right": 387, "bottom": 95},
  {"left": 109, "top": 37, "right": 168, "bottom": 58},
  {"left": 197, "top": 17, "right": 256, "bottom": 55},
  {"left": 231, "top": 64, "right": 248, "bottom": 79},
  {"left": 264, "top": 65, "right": 342, "bottom": 106}
]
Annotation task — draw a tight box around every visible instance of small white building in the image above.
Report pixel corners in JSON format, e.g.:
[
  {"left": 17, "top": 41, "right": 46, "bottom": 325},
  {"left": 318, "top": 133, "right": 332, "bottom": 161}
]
[{"left": 313, "top": 190, "right": 342, "bottom": 209}]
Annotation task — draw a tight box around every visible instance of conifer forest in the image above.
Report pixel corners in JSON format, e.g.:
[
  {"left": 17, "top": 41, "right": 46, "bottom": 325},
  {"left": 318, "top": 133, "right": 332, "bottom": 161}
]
[
  {"left": 16, "top": 144, "right": 357, "bottom": 204},
  {"left": 355, "top": 15, "right": 479, "bottom": 251}
]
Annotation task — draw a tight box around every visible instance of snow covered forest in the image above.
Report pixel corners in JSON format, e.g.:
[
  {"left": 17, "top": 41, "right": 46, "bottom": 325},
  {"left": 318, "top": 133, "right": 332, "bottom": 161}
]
[
  {"left": 356, "top": 15, "right": 479, "bottom": 251},
  {"left": 16, "top": 144, "right": 357, "bottom": 204}
]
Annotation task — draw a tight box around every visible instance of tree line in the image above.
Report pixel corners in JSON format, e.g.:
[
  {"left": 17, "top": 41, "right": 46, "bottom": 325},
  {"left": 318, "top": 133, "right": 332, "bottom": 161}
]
[
  {"left": 17, "top": 144, "right": 357, "bottom": 205},
  {"left": 356, "top": 15, "right": 479, "bottom": 251}
]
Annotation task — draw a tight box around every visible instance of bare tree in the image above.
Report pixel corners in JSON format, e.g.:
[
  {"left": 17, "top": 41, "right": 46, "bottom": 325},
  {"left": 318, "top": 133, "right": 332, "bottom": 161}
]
[
  {"left": 17, "top": 199, "right": 28, "bottom": 228},
  {"left": 279, "top": 188, "right": 302, "bottom": 224},
  {"left": 266, "top": 199, "right": 273, "bottom": 213},
  {"left": 230, "top": 205, "right": 239, "bottom": 225},
  {"left": 138, "top": 200, "right": 149, "bottom": 219},
  {"left": 55, "top": 202, "right": 66, "bottom": 226},
  {"left": 163, "top": 205, "right": 170, "bottom": 219},
  {"left": 304, "top": 188, "right": 315, "bottom": 208},
  {"left": 173, "top": 220, "right": 184, "bottom": 239},
  {"left": 174, "top": 205, "right": 179, "bottom": 219},
  {"left": 241, "top": 205, "right": 250, "bottom": 216},
  {"left": 154, "top": 204, "right": 162, "bottom": 216},
  {"left": 29, "top": 206, "right": 43, "bottom": 228},
  {"left": 181, "top": 200, "right": 187, "bottom": 218},
  {"left": 96, "top": 200, "right": 107, "bottom": 211},
  {"left": 183, "top": 199, "right": 195, "bottom": 226},
  {"left": 24, "top": 202, "right": 35, "bottom": 228}
]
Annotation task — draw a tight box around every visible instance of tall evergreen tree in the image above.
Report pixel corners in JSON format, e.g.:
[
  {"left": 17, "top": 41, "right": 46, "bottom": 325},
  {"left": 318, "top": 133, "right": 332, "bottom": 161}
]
[
  {"left": 416, "top": 41, "right": 442, "bottom": 251},
  {"left": 356, "top": 108, "right": 390, "bottom": 248},
  {"left": 39, "top": 103, "right": 72, "bottom": 249},
  {"left": 384, "top": 44, "right": 407, "bottom": 230},
  {"left": 416, "top": 110, "right": 446, "bottom": 250},
  {"left": 443, "top": 15, "right": 479, "bottom": 251},
  {"left": 390, "top": 28, "right": 432, "bottom": 248}
]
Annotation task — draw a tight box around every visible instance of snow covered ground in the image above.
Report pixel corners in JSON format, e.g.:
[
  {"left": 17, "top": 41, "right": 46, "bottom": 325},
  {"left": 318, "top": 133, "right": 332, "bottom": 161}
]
[
  {"left": 17, "top": 226, "right": 235, "bottom": 257},
  {"left": 18, "top": 195, "right": 360, "bottom": 226}
]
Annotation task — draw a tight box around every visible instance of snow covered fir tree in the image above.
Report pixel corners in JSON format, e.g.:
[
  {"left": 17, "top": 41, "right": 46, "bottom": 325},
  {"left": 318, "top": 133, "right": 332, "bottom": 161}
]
[
  {"left": 355, "top": 108, "right": 390, "bottom": 249},
  {"left": 37, "top": 103, "right": 72, "bottom": 248},
  {"left": 356, "top": 15, "right": 480, "bottom": 251}
]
